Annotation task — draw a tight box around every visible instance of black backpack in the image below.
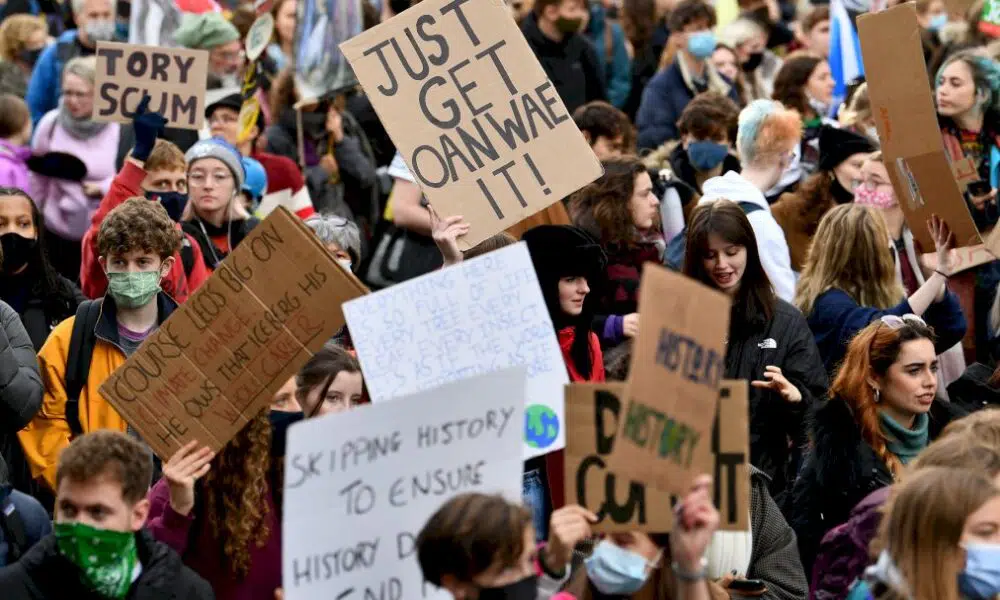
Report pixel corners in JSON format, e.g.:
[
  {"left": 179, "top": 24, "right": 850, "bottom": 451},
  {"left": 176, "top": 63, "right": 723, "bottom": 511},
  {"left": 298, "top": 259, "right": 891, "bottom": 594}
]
[
  {"left": 65, "top": 299, "right": 102, "bottom": 436},
  {"left": 665, "top": 201, "right": 764, "bottom": 270},
  {"left": 0, "top": 491, "right": 28, "bottom": 564}
]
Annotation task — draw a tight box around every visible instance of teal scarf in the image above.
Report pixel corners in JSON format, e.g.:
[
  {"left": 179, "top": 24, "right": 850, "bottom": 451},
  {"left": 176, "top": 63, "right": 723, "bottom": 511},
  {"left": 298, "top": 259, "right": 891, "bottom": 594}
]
[{"left": 879, "top": 411, "right": 929, "bottom": 465}]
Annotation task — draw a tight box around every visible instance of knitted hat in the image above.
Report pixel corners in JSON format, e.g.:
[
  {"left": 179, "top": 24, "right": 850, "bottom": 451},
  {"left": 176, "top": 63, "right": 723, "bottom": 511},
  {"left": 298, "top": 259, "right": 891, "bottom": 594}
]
[
  {"left": 241, "top": 156, "right": 267, "bottom": 204},
  {"left": 185, "top": 137, "right": 245, "bottom": 190},
  {"left": 818, "top": 126, "right": 878, "bottom": 172},
  {"left": 173, "top": 13, "right": 240, "bottom": 50}
]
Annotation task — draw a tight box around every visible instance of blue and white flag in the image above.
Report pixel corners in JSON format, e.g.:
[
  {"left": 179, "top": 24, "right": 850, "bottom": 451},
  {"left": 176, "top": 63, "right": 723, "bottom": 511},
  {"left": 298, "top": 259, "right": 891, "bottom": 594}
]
[{"left": 829, "top": 0, "right": 865, "bottom": 107}]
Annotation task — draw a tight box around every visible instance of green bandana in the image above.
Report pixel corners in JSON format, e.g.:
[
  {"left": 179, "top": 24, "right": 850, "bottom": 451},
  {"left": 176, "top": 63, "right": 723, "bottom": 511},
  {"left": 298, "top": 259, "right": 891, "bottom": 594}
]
[
  {"left": 106, "top": 270, "right": 162, "bottom": 309},
  {"left": 54, "top": 521, "right": 139, "bottom": 599}
]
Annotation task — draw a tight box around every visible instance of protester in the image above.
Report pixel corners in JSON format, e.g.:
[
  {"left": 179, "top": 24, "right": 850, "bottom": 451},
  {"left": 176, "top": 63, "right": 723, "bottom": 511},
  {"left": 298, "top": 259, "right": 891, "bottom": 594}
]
[
  {"left": 294, "top": 342, "right": 365, "bottom": 418},
  {"left": 718, "top": 17, "right": 783, "bottom": 101},
  {"left": 182, "top": 137, "right": 259, "bottom": 272},
  {"left": 839, "top": 82, "right": 879, "bottom": 141},
  {"left": 0, "top": 14, "right": 47, "bottom": 95},
  {"left": 18, "top": 197, "right": 180, "bottom": 492},
  {"left": 915, "top": 0, "right": 948, "bottom": 65},
  {"left": 148, "top": 413, "right": 279, "bottom": 600},
  {"left": 173, "top": 12, "right": 243, "bottom": 88},
  {"left": 771, "top": 126, "right": 877, "bottom": 271},
  {"left": 697, "top": 99, "right": 799, "bottom": 301},
  {"left": 568, "top": 156, "right": 659, "bottom": 348},
  {"left": 0, "top": 431, "right": 213, "bottom": 599},
  {"left": 584, "top": 0, "right": 631, "bottom": 109},
  {"left": 936, "top": 50, "right": 1000, "bottom": 228},
  {"left": 948, "top": 360, "right": 1000, "bottom": 412},
  {"left": 620, "top": 0, "right": 671, "bottom": 119},
  {"left": 786, "top": 316, "right": 965, "bottom": 573},
  {"left": 266, "top": 0, "right": 296, "bottom": 72},
  {"left": 573, "top": 101, "right": 635, "bottom": 159},
  {"left": 845, "top": 467, "right": 1000, "bottom": 600},
  {"left": 683, "top": 200, "right": 827, "bottom": 495},
  {"left": 636, "top": 0, "right": 740, "bottom": 150},
  {"left": 772, "top": 53, "right": 836, "bottom": 178},
  {"left": 30, "top": 55, "right": 118, "bottom": 282},
  {"left": 0, "top": 95, "right": 32, "bottom": 190},
  {"left": 794, "top": 6, "right": 830, "bottom": 59},
  {"left": 710, "top": 45, "right": 749, "bottom": 105},
  {"left": 240, "top": 156, "right": 267, "bottom": 214},
  {"left": 304, "top": 213, "right": 361, "bottom": 272},
  {"left": 0, "top": 460, "right": 49, "bottom": 566},
  {"left": 795, "top": 205, "right": 967, "bottom": 373},
  {"left": 25, "top": 0, "right": 113, "bottom": 125},
  {"left": 80, "top": 101, "right": 209, "bottom": 303},
  {"left": 521, "top": 0, "right": 606, "bottom": 115}
]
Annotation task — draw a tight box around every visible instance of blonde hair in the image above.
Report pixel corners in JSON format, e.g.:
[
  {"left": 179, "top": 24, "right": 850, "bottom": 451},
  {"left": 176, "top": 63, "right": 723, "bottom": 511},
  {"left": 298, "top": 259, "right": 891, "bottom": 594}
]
[
  {"left": 840, "top": 82, "right": 873, "bottom": 129},
  {"left": 795, "top": 204, "right": 904, "bottom": 315},
  {"left": 0, "top": 14, "right": 46, "bottom": 62},
  {"left": 872, "top": 467, "right": 999, "bottom": 600},
  {"left": 63, "top": 55, "right": 97, "bottom": 86}
]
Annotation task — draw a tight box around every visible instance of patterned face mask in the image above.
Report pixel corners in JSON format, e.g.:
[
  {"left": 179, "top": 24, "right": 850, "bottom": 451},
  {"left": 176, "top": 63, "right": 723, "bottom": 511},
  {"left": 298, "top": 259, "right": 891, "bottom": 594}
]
[
  {"left": 54, "top": 521, "right": 139, "bottom": 598},
  {"left": 106, "top": 270, "right": 163, "bottom": 309},
  {"left": 854, "top": 184, "right": 898, "bottom": 209}
]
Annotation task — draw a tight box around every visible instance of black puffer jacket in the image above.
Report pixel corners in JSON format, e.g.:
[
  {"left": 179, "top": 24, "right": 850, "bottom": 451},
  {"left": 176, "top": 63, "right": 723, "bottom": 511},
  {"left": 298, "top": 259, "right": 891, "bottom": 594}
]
[
  {"left": 785, "top": 394, "right": 964, "bottom": 575},
  {"left": 521, "top": 13, "right": 606, "bottom": 114},
  {"left": 0, "top": 270, "right": 83, "bottom": 351},
  {"left": 0, "top": 530, "right": 214, "bottom": 599},
  {"left": 726, "top": 300, "right": 828, "bottom": 497},
  {"left": 0, "top": 300, "right": 42, "bottom": 491}
]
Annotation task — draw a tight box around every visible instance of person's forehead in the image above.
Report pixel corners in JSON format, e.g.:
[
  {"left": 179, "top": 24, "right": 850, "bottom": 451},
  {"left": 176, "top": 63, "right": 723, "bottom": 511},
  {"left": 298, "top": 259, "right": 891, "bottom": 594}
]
[
  {"left": 110, "top": 248, "right": 161, "bottom": 261},
  {"left": 57, "top": 471, "right": 125, "bottom": 504},
  {"left": 147, "top": 168, "right": 185, "bottom": 180},
  {"left": 189, "top": 157, "right": 230, "bottom": 172},
  {"left": 82, "top": 0, "right": 112, "bottom": 12},
  {"left": 211, "top": 106, "right": 240, "bottom": 119}
]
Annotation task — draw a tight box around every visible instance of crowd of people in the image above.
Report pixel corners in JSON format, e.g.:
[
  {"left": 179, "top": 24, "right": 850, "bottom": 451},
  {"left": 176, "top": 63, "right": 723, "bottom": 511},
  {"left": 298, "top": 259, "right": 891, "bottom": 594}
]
[{"left": 0, "top": 0, "right": 995, "bottom": 597}]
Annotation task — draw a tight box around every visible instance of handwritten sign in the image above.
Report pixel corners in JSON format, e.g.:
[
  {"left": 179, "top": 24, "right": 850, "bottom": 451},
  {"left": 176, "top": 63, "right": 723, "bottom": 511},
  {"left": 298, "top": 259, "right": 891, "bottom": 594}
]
[
  {"left": 339, "top": 0, "right": 602, "bottom": 249},
  {"left": 100, "top": 208, "right": 369, "bottom": 459},
  {"left": 922, "top": 243, "right": 999, "bottom": 275},
  {"left": 282, "top": 368, "right": 525, "bottom": 600},
  {"left": 565, "top": 381, "right": 749, "bottom": 533},
  {"left": 94, "top": 42, "right": 208, "bottom": 130},
  {"left": 343, "top": 243, "right": 567, "bottom": 459},
  {"left": 606, "top": 265, "right": 730, "bottom": 496}
]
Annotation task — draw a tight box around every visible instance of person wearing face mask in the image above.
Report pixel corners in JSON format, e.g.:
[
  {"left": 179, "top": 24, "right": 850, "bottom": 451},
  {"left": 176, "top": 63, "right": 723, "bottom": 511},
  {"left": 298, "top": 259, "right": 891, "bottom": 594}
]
[
  {"left": 771, "top": 126, "right": 877, "bottom": 272},
  {"left": 718, "top": 18, "right": 783, "bottom": 102},
  {"left": 845, "top": 467, "right": 1000, "bottom": 600},
  {"left": 521, "top": 0, "right": 607, "bottom": 115},
  {"left": 18, "top": 197, "right": 181, "bottom": 497},
  {"left": 304, "top": 213, "right": 362, "bottom": 274},
  {"left": 0, "top": 431, "right": 214, "bottom": 599},
  {"left": 25, "top": 0, "right": 114, "bottom": 126},
  {"left": 771, "top": 53, "right": 836, "bottom": 180},
  {"left": 80, "top": 97, "right": 209, "bottom": 305},
  {"left": 0, "top": 14, "right": 49, "bottom": 96},
  {"left": 915, "top": 0, "right": 947, "bottom": 64},
  {"left": 636, "top": 0, "right": 740, "bottom": 151}
]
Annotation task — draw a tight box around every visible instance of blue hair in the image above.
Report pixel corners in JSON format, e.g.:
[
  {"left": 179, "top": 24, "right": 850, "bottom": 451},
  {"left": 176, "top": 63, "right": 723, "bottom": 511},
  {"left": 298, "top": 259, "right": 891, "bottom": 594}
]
[{"left": 737, "top": 99, "right": 781, "bottom": 163}]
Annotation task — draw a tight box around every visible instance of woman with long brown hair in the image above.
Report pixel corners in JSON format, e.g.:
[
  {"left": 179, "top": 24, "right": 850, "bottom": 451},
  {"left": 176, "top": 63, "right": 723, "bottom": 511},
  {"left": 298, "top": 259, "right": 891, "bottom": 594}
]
[
  {"left": 147, "top": 412, "right": 281, "bottom": 600},
  {"left": 786, "top": 317, "right": 965, "bottom": 575},
  {"left": 771, "top": 53, "right": 835, "bottom": 179},
  {"left": 795, "top": 204, "right": 967, "bottom": 374},
  {"left": 845, "top": 467, "right": 1000, "bottom": 600}
]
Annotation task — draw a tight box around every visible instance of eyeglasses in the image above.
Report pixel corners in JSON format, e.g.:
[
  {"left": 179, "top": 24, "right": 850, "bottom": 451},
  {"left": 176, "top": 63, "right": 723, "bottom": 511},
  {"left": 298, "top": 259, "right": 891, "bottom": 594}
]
[{"left": 188, "top": 171, "right": 233, "bottom": 187}]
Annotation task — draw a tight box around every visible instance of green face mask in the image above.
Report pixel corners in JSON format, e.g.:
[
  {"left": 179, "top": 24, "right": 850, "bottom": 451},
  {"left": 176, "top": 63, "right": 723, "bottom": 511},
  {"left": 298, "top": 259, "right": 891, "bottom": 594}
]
[
  {"left": 54, "top": 521, "right": 139, "bottom": 599},
  {"left": 106, "top": 270, "right": 162, "bottom": 309}
]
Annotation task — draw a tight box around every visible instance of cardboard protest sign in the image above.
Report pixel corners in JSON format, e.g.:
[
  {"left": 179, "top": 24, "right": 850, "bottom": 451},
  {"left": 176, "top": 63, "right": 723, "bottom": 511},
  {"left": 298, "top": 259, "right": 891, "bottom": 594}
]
[
  {"left": 565, "top": 381, "right": 749, "bottom": 533},
  {"left": 340, "top": 0, "right": 603, "bottom": 250},
  {"left": 99, "top": 207, "right": 369, "bottom": 460},
  {"left": 605, "top": 264, "right": 730, "bottom": 496},
  {"left": 858, "top": 5, "right": 985, "bottom": 252},
  {"left": 295, "top": 0, "right": 363, "bottom": 99},
  {"left": 343, "top": 243, "right": 568, "bottom": 459},
  {"left": 94, "top": 42, "right": 208, "bottom": 130},
  {"left": 282, "top": 368, "right": 525, "bottom": 600}
]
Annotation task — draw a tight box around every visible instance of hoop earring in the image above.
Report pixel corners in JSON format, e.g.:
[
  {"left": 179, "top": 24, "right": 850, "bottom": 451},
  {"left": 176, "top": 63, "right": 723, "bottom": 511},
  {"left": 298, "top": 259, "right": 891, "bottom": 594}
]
[{"left": 874, "top": 388, "right": 881, "bottom": 403}]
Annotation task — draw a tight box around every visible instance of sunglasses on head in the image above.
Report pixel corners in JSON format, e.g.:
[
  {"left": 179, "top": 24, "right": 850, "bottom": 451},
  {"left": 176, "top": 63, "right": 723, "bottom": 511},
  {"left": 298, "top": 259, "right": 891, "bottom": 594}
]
[{"left": 878, "top": 314, "right": 927, "bottom": 329}]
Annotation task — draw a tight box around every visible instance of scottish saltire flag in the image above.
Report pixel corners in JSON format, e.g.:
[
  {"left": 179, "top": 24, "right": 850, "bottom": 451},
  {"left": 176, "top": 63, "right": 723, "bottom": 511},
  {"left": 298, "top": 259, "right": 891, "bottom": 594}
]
[{"left": 829, "top": 0, "right": 865, "bottom": 108}]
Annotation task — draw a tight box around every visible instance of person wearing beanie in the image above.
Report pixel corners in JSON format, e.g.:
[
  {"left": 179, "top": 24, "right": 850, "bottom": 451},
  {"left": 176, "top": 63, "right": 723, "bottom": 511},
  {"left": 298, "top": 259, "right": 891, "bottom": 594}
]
[
  {"left": 240, "top": 156, "right": 267, "bottom": 213},
  {"left": 182, "top": 136, "right": 260, "bottom": 272},
  {"left": 771, "top": 125, "right": 877, "bottom": 271},
  {"left": 174, "top": 12, "right": 243, "bottom": 88}
]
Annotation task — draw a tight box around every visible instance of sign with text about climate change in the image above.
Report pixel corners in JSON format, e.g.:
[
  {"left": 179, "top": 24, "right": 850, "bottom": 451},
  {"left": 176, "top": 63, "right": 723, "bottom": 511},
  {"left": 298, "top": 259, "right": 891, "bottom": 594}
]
[
  {"left": 343, "top": 243, "right": 567, "bottom": 459},
  {"left": 94, "top": 41, "right": 208, "bottom": 129},
  {"left": 606, "top": 265, "right": 731, "bottom": 497},
  {"left": 100, "top": 207, "right": 369, "bottom": 459},
  {"left": 340, "top": 0, "right": 602, "bottom": 249},
  {"left": 565, "top": 381, "right": 749, "bottom": 533},
  {"left": 282, "top": 368, "right": 525, "bottom": 600}
]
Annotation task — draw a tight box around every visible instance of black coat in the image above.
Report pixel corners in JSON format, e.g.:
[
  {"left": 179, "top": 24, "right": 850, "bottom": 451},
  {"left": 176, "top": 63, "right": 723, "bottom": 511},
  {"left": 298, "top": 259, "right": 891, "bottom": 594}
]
[
  {"left": 0, "top": 272, "right": 83, "bottom": 352},
  {"left": 948, "top": 363, "right": 1000, "bottom": 414},
  {"left": 0, "top": 530, "right": 214, "bottom": 600},
  {"left": 521, "top": 13, "right": 607, "bottom": 114},
  {"left": 726, "top": 300, "right": 828, "bottom": 497},
  {"left": 785, "top": 394, "right": 964, "bottom": 575}
]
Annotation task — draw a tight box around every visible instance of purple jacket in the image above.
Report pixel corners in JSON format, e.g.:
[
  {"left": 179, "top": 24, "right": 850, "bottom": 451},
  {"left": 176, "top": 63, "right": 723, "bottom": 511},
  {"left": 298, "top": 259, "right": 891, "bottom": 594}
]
[
  {"left": 146, "top": 477, "right": 283, "bottom": 600},
  {"left": 809, "top": 486, "right": 891, "bottom": 600},
  {"left": 29, "top": 110, "right": 118, "bottom": 240},
  {"left": 0, "top": 141, "right": 31, "bottom": 192}
]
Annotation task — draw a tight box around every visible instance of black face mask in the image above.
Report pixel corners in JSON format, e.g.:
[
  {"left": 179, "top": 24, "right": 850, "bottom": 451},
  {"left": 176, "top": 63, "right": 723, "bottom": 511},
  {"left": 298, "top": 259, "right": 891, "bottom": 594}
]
[
  {"left": 0, "top": 232, "right": 37, "bottom": 274},
  {"left": 742, "top": 52, "right": 764, "bottom": 73},
  {"left": 144, "top": 190, "right": 188, "bottom": 223},
  {"left": 18, "top": 47, "right": 42, "bottom": 68},
  {"left": 830, "top": 176, "right": 855, "bottom": 204},
  {"left": 478, "top": 575, "right": 538, "bottom": 600},
  {"left": 269, "top": 410, "right": 304, "bottom": 458}
]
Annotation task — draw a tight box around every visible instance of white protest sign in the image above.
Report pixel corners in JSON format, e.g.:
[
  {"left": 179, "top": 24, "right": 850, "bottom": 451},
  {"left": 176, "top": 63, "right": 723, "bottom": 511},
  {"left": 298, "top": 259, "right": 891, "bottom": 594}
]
[
  {"left": 282, "top": 368, "right": 526, "bottom": 600},
  {"left": 343, "top": 242, "right": 567, "bottom": 459}
]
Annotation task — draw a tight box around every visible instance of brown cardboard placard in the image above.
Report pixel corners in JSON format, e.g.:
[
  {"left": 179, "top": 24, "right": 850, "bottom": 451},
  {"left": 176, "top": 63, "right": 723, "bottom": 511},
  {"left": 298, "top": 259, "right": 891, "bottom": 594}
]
[
  {"left": 952, "top": 157, "right": 980, "bottom": 193},
  {"left": 339, "top": 0, "right": 602, "bottom": 250},
  {"left": 921, "top": 243, "right": 999, "bottom": 275},
  {"left": 94, "top": 41, "right": 208, "bottom": 130},
  {"left": 564, "top": 381, "right": 749, "bottom": 532},
  {"left": 99, "top": 208, "right": 369, "bottom": 459},
  {"left": 604, "top": 264, "right": 730, "bottom": 496},
  {"left": 858, "top": 5, "right": 981, "bottom": 250}
]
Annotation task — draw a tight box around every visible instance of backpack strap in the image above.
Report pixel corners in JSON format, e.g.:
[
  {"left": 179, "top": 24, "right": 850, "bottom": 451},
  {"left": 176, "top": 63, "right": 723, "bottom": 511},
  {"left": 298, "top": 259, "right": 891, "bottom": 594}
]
[
  {"left": 0, "top": 494, "right": 27, "bottom": 564},
  {"left": 737, "top": 201, "right": 764, "bottom": 215},
  {"left": 65, "top": 300, "right": 102, "bottom": 437},
  {"left": 180, "top": 239, "right": 196, "bottom": 278}
]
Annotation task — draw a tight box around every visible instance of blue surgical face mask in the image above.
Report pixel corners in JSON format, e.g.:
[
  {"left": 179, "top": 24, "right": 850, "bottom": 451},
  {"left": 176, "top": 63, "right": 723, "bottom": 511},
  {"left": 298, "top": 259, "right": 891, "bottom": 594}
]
[
  {"left": 959, "top": 543, "right": 1000, "bottom": 599},
  {"left": 145, "top": 190, "right": 188, "bottom": 223},
  {"left": 927, "top": 13, "right": 948, "bottom": 32},
  {"left": 584, "top": 540, "right": 659, "bottom": 595},
  {"left": 687, "top": 140, "right": 729, "bottom": 171},
  {"left": 686, "top": 30, "right": 716, "bottom": 60}
]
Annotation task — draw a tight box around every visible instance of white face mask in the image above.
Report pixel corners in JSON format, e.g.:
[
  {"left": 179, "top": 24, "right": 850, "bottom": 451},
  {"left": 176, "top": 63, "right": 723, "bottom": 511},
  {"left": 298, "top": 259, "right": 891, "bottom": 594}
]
[{"left": 337, "top": 258, "right": 352, "bottom": 272}]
